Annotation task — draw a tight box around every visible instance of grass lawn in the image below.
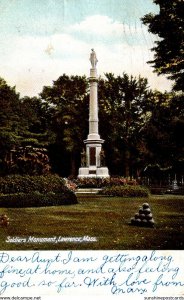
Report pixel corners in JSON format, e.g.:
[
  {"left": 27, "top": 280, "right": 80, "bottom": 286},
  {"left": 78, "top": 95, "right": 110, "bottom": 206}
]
[{"left": 0, "top": 194, "right": 183, "bottom": 250}]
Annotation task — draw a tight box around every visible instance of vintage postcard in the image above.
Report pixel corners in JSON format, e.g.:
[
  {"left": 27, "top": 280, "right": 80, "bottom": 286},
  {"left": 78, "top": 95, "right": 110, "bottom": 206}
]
[{"left": 0, "top": 0, "right": 183, "bottom": 298}]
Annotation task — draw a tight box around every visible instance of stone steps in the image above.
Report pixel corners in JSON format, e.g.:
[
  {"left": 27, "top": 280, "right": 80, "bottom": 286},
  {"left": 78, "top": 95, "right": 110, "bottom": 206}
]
[{"left": 75, "top": 188, "right": 102, "bottom": 195}]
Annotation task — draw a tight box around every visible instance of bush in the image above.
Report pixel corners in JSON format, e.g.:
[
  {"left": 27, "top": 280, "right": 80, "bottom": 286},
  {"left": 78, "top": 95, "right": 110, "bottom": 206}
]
[
  {"left": 3, "top": 146, "right": 51, "bottom": 176},
  {"left": 0, "top": 191, "right": 78, "bottom": 208},
  {"left": 74, "top": 177, "right": 137, "bottom": 188},
  {"left": 0, "top": 174, "right": 69, "bottom": 194},
  {"left": 99, "top": 185, "right": 150, "bottom": 197},
  {"left": 0, "top": 174, "right": 78, "bottom": 208},
  {"left": 150, "top": 187, "right": 167, "bottom": 195}
]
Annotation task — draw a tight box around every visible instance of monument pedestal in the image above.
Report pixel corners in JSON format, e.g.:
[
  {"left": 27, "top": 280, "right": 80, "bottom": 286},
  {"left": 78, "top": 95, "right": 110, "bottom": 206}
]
[
  {"left": 78, "top": 138, "right": 109, "bottom": 178},
  {"left": 78, "top": 167, "right": 109, "bottom": 178}
]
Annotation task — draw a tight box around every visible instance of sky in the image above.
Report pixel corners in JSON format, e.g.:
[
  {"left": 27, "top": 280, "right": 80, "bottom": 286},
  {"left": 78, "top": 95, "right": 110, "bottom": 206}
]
[{"left": 0, "top": 0, "right": 173, "bottom": 97}]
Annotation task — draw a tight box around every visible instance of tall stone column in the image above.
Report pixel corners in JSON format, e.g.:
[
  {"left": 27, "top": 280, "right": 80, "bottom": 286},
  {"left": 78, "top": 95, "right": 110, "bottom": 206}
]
[
  {"left": 78, "top": 49, "right": 109, "bottom": 178},
  {"left": 88, "top": 64, "right": 100, "bottom": 140}
]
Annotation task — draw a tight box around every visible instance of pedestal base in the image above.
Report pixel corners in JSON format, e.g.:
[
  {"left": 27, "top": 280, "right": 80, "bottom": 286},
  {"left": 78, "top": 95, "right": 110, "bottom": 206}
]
[{"left": 78, "top": 166, "right": 109, "bottom": 178}]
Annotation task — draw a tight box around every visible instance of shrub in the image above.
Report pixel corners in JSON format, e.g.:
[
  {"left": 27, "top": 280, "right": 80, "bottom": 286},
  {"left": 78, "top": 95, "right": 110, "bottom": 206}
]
[
  {"left": 99, "top": 185, "right": 150, "bottom": 197},
  {"left": 74, "top": 177, "right": 137, "bottom": 188},
  {"left": 0, "top": 174, "right": 69, "bottom": 194},
  {"left": 74, "top": 177, "right": 109, "bottom": 188},
  {"left": 4, "top": 146, "right": 51, "bottom": 176},
  {"left": 64, "top": 178, "right": 77, "bottom": 192},
  {"left": 150, "top": 187, "right": 167, "bottom": 195},
  {"left": 0, "top": 191, "right": 78, "bottom": 208}
]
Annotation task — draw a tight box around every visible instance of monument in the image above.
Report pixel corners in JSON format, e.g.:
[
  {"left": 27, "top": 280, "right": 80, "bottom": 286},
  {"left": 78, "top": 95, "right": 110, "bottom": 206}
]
[{"left": 78, "top": 49, "right": 109, "bottom": 178}]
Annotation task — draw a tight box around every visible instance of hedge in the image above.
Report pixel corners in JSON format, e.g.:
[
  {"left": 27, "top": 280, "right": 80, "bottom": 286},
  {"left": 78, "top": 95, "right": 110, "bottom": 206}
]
[
  {"left": 99, "top": 185, "right": 150, "bottom": 197},
  {"left": 0, "top": 174, "right": 68, "bottom": 194},
  {"left": 0, "top": 191, "right": 78, "bottom": 208},
  {"left": 0, "top": 175, "right": 78, "bottom": 207}
]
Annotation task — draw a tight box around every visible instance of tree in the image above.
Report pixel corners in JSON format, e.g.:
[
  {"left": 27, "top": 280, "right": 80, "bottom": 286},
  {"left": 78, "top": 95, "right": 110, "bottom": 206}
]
[
  {"left": 98, "top": 73, "right": 152, "bottom": 177},
  {"left": 19, "top": 96, "right": 56, "bottom": 147},
  {"left": 8, "top": 146, "right": 51, "bottom": 175},
  {"left": 139, "top": 91, "right": 174, "bottom": 165},
  {"left": 0, "top": 78, "right": 21, "bottom": 173},
  {"left": 141, "top": 0, "right": 184, "bottom": 91},
  {"left": 40, "top": 74, "right": 89, "bottom": 176},
  {"left": 139, "top": 90, "right": 184, "bottom": 183},
  {"left": 0, "top": 78, "right": 54, "bottom": 175},
  {"left": 0, "top": 78, "right": 21, "bottom": 130},
  {"left": 169, "top": 93, "right": 184, "bottom": 177}
]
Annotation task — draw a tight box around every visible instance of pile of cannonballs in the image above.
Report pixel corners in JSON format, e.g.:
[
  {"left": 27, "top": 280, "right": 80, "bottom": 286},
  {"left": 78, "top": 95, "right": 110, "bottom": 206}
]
[{"left": 130, "top": 203, "right": 155, "bottom": 228}]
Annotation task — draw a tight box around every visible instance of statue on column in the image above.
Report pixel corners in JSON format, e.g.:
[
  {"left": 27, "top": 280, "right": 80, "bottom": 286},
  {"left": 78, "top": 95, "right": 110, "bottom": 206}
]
[{"left": 90, "top": 49, "right": 98, "bottom": 68}]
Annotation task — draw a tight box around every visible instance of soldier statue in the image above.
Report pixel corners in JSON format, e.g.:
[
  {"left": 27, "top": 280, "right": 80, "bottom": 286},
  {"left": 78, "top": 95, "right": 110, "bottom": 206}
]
[
  {"left": 81, "top": 149, "right": 86, "bottom": 167},
  {"left": 90, "top": 49, "right": 98, "bottom": 68},
  {"left": 100, "top": 149, "right": 105, "bottom": 167}
]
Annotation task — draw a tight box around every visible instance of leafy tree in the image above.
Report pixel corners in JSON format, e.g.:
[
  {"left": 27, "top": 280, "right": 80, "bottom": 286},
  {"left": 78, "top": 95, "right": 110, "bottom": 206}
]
[
  {"left": 0, "top": 78, "right": 21, "bottom": 172},
  {"left": 142, "top": 1, "right": 184, "bottom": 182},
  {"left": 141, "top": 0, "right": 184, "bottom": 91},
  {"left": 0, "top": 79, "right": 54, "bottom": 175},
  {"left": 40, "top": 74, "right": 89, "bottom": 176},
  {"left": 7, "top": 146, "right": 51, "bottom": 175},
  {"left": 169, "top": 93, "right": 184, "bottom": 176},
  {"left": 20, "top": 96, "right": 56, "bottom": 147},
  {"left": 98, "top": 73, "right": 152, "bottom": 177},
  {"left": 139, "top": 91, "right": 184, "bottom": 183},
  {"left": 139, "top": 92, "right": 173, "bottom": 164},
  {"left": 0, "top": 78, "right": 21, "bottom": 130}
]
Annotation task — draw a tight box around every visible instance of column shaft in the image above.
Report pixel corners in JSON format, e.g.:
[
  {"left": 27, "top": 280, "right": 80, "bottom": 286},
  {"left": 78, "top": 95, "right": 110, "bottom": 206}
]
[{"left": 89, "top": 80, "right": 98, "bottom": 134}]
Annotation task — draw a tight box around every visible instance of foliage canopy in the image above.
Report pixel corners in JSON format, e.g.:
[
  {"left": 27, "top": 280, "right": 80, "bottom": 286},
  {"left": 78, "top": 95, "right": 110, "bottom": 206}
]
[{"left": 141, "top": 0, "right": 184, "bottom": 91}]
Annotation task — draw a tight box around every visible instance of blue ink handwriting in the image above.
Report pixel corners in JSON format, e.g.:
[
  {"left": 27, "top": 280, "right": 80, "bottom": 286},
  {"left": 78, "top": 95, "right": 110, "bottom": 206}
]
[{"left": 0, "top": 250, "right": 183, "bottom": 296}]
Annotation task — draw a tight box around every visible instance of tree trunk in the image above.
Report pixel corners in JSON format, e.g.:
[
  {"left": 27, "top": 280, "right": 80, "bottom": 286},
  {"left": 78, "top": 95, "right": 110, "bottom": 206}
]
[
  {"left": 124, "top": 149, "right": 130, "bottom": 178},
  {"left": 70, "top": 154, "right": 76, "bottom": 177}
]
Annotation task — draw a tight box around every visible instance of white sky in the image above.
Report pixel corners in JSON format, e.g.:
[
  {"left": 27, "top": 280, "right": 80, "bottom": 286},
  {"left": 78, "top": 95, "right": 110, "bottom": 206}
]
[{"left": 0, "top": 0, "right": 173, "bottom": 97}]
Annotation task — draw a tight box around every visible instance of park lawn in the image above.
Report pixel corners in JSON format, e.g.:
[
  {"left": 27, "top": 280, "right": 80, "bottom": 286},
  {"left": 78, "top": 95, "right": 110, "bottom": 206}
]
[{"left": 0, "top": 194, "right": 183, "bottom": 250}]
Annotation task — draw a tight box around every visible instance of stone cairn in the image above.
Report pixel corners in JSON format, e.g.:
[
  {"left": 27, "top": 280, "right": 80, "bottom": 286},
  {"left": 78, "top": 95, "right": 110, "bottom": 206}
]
[
  {"left": 0, "top": 214, "right": 10, "bottom": 227},
  {"left": 130, "top": 203, "right": 155, "bottom": 228}
]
